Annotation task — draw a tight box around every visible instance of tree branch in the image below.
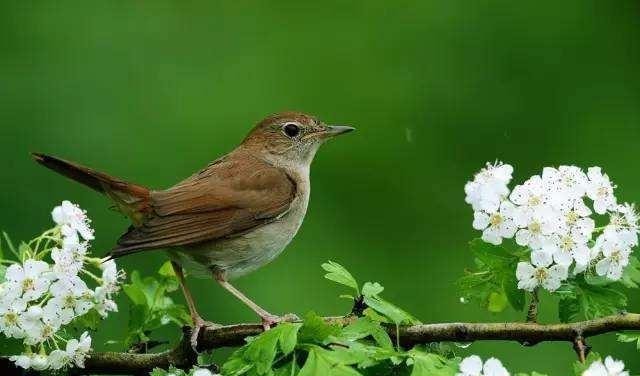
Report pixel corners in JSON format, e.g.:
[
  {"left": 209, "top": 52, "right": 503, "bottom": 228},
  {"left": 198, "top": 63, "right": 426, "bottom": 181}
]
[{"left": 3, "top": 313, "right": 640, "bottom": 375}]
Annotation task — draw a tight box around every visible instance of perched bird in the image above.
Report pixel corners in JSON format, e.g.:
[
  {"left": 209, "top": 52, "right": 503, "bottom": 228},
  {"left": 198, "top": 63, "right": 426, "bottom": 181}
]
[{"left": 32, "top": 112, "right": 355, "bottom": 348}]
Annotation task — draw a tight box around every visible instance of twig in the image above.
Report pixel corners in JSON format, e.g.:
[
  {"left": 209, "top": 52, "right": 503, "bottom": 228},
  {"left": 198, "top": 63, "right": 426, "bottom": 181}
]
[
  {"left": 572, "top": 335, "right": 591, "bottom": 363},
  {"left": 526, "top": 288, "right": 539, "bottom": 323},
  {"left": 2, "top": 313, "right": 640, "bottom": 374}
]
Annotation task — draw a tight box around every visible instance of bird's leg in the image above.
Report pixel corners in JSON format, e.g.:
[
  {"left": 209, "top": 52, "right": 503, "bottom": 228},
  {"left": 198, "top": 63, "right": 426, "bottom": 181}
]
[
  {"left": 212, "top": 270, "right": 297, "bottom": 330},
  {"left": 171, "top": 261, "right": 220, "bottom": 350}
]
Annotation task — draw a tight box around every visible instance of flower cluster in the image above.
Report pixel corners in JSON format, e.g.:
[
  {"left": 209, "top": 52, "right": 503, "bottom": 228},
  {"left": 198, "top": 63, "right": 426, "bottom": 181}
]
[
  {"left": 457, "top": 354, "right": 630, "bottom": 376},
  {"left": 457, "top": 355, "right": 509, "bottom": 376},
  {"left": 583, "top": 356, "right": 629, "bottom": 376},
  {"left": 0, "top": 201, "right": 125, "bottom": 371},
  {"left": 465, "top": 163, "right": 638, "bottom": 292}
]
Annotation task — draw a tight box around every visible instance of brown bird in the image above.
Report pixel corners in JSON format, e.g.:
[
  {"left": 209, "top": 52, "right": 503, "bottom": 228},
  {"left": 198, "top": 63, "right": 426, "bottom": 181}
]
[{"left": 32, "top": 112, "right": 354, "bottom": 348}]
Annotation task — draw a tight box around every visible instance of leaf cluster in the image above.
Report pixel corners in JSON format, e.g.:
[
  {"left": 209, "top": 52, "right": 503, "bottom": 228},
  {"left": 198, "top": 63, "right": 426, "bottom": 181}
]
[
  {"left": 457, "top": 239, "right": 525, "bottom": 313},
  {"left": 122, "top": 261, "right": 191, "bottom": 349}
]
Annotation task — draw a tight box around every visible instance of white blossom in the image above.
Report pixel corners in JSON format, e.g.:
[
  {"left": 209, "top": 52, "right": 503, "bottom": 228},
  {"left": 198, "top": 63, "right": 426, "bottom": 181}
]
[
  {"left": 545, "top": 230, "right": 591, "bottom": 271},
  {"left": 0, "top": 291, "right": 27, "bottom": 338},
  {"left": 514, "top": 206, "right": 557, "bottom": 250},
  {"left": 457, "top": 355, "right": 509, "bottom": 376},
  {"left": 594, "top": 236, "right": 631, "bottom": 281},
  {"left": 19, "top": 305, "right": 46, "bottom": 345},
  {"left": 586, "top": 167, "right": 617, "bottom": 214},
  {"left": 465, "top": 162, "right": 513, "bottom": 213},
  {"left": 473, "top": 201, "right": 518, "bottom": 245},
  {"left": 52, "top": 200, "right": 94, "bottom": 241},
  {"left": 47, "top": 349, "right": 71, "bottom": 370},
  {"left": 192, "top": 369, "right": 221, "bottom": 376},
  {"left": 66, "top": 331, "right": 92, "bottom": 368},
  {"left": 583, "top": 356, "right": 629, "bottom": 376},
  {"left": 516, "top": 250, "right": 568, "bottom": 292},
  {"left": 5, "top": 259, "right": 52, "bottom": 301},
  {"left": 542, "top": 166, "right": 588, "bottom": 209}
]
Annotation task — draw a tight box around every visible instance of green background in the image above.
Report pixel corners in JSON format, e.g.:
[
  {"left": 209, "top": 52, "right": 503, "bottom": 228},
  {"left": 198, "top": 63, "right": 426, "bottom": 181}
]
[{"left": 1, "top": 1, "right": 640, "bottom": 374}]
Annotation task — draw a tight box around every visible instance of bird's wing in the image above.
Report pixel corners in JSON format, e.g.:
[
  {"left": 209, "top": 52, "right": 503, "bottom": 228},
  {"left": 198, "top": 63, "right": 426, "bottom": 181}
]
[{"left": 109, "top": 154, "right": 296, "bottom": 257}]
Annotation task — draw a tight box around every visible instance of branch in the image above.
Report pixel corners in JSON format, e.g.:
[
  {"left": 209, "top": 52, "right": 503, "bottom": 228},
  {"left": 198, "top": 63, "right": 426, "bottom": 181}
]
[{"left": 3, "top": 313, "right": 640, "bottom": 375}]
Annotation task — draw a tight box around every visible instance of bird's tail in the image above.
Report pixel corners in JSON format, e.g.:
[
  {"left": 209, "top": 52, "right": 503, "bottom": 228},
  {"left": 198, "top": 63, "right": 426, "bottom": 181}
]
[{"left": 32, "top": 153, "right": 151, "bottom": 227}]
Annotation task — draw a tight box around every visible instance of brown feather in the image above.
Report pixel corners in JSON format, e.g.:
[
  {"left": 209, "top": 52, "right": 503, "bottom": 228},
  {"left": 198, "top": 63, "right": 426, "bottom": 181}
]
[
  {"left": 31, "top": 153, "right": 151, "bottom": 224},
  {"left": 110, "top": 150, "right": 296, "bottom": 258}
]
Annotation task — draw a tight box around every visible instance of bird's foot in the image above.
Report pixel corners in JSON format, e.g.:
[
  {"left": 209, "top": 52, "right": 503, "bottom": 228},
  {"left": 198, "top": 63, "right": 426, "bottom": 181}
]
[
  {"left": 190, "top": 317, "right": 222, "bottom": 352},
  {"left": 260, "top": 312, "right": 300, "bottom": 331}
]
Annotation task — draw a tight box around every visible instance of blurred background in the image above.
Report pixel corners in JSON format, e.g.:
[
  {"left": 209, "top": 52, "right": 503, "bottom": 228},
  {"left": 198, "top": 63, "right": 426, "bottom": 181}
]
[{"left": 1, "top": 1, "right": 639, "bottom": 373}]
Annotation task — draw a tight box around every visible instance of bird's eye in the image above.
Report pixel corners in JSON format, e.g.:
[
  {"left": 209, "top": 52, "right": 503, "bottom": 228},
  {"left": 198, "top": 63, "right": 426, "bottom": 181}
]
[{"left": 282, "top": 123, "right": 300, "bottom": 138}]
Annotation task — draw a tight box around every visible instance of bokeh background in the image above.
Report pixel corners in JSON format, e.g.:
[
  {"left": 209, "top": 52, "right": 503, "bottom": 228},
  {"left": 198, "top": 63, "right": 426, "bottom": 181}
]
[{"left": 2, "top": 1, "right": 640, "bottom": 374}]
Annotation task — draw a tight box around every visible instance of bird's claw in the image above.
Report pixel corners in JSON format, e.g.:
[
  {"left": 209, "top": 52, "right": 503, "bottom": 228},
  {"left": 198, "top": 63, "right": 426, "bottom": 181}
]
[
  {"left": 190, "top": 318, "right": 222, "bottom": 352},
  {"left": 261, "top": 313, "right": 300, "bottom": 331}
]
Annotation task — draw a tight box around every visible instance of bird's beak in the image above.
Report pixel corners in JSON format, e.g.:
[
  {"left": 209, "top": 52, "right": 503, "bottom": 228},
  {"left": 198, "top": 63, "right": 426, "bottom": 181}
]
[{"left": 324, "top": 125, "right": 356, "bottom": 138}]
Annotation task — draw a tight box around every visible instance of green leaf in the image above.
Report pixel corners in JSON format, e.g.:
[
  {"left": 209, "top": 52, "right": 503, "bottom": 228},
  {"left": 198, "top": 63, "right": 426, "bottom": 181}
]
[
  {"left": 556, "top": 277, "right": 627, "bottom": 322},
  {"left": 362, "top": 282, "right": 384, "bottom": 297},
  {"left": 457, "top": 239, "right": 524, "bottom": 313},
  {"left": 123, "top": 283, "right": 148, "bottom": 306},
  {"left": 363, "top": 295, "right": 421, "bottom": 326},
  {"left": 408, "top": 350, "right": 457, "bottom": 376},
  {"left": 299, "top": 311, "right": 340, "bottom": 343},
  {"left": 617, "top": 332, "right": 640, "bottom": 351},
  {"left": 243, "top": 328, "right": 283, "bottom": 375},
  {"left": 339, "top": 317, "right": 393, "bottom": 350},
  {"left": 278, "top": 322, "right": 302, "bottom": 355},
  {"left": 620, "top": 256, "right": 640, "bottom": 288},
  {"left": 487, "top": 291, "right": 508, "bottom": 313},
  {"left": 0, "top": 264, "right": 6, "bottom": 283},
  {"left": 298, "top": 346, "right": 362, "bottom": 376},
  {"left": 223, "top": 323, "right": 302, "bottom": 375},
  {"left": 322, "top": 261, "right": 360, "bottom": 295},
  {"left": 158, "top": 261, "right": 176, "bottom": 277}
]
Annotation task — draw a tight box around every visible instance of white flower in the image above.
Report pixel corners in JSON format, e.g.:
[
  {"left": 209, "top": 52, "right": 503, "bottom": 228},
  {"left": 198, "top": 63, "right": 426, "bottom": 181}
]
[
  {"left": 66, "top": 331, "right": 92, "bottom": 368},
  {"left": 100, "top": 259, "right": 124, "bottom": 292},
  {"left": 30, "top": 354, "right": 49, "bottom": 370},
  {"left": 473, "top": 201, "right": 518, "bottom": 245},
  {"left": 545, "top": 229, "right": 591, "bottom": 271},
  {"left": 49, "top": 277, "right": 94, "bottom": 318},
  {"left": 10, "top": 354, "right": 32, "bottom": 369},
  {"left": 48, "top": 349, "right": 71, "bottom": 370},
  {"left": 52, "top": 200, "right": 94, "bottom": 241},
  {"left": 586, "top": 167, "right": 617, "bottom": 214},
  {"left": 11, "top": 353, "right": 49, "bottom": 371},
  {"left": 94, "top": 286, "right": 118, "bottom": 318},
  {"left": 43, "top": 298, "right": 75, "bottom": 329},
  {"left": 19, "top": 305, "right": 46, "bottom": 345},
  {"left": 542, "top": 166, "right": 588, "bottom": 208},
  {"left": 603, "top": 203, "right": 639, "bottom": 248},
  {"left": 594, "top": 236, "right": 631, "bottom": 281},
  {"left": 583, "top": 356, "right": 629, "bottom": 376},
  {"left": 514, "top": 206, "right": 558, "bottom": 250},
  {"left": 0, "top": 291, "right": 27, "bottom": 338},
  {"left": 51, "top": 247, "right": 83, "bottom": 280},
  {"left": 516, "top": 250, "right": 568, "bottom": 292},
  {"left": 509, "top": 175, "right": 548, "bottom": 223},
  {"left": 457, "top": 355, "right": 509, "bottom": 376},
  {"left": 192, "top": 368, "right": 220, "bottom": 376},
  {"left": 5, "top": 259, "right": 52, "bottom": 301},
  {"left": 465, "top": 162, "right": 513, "bottom": 213}
]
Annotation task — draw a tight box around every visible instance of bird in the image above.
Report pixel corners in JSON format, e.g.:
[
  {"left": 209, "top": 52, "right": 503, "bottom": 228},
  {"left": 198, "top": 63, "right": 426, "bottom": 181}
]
[{"left": 32, "top": 111, "right": 355, "bottom": 348}]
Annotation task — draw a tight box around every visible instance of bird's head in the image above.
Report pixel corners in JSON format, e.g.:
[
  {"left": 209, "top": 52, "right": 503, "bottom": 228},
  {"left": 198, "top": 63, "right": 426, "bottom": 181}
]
[{"left": 241, "top": 112, "right": 355, "bottom": 168}]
